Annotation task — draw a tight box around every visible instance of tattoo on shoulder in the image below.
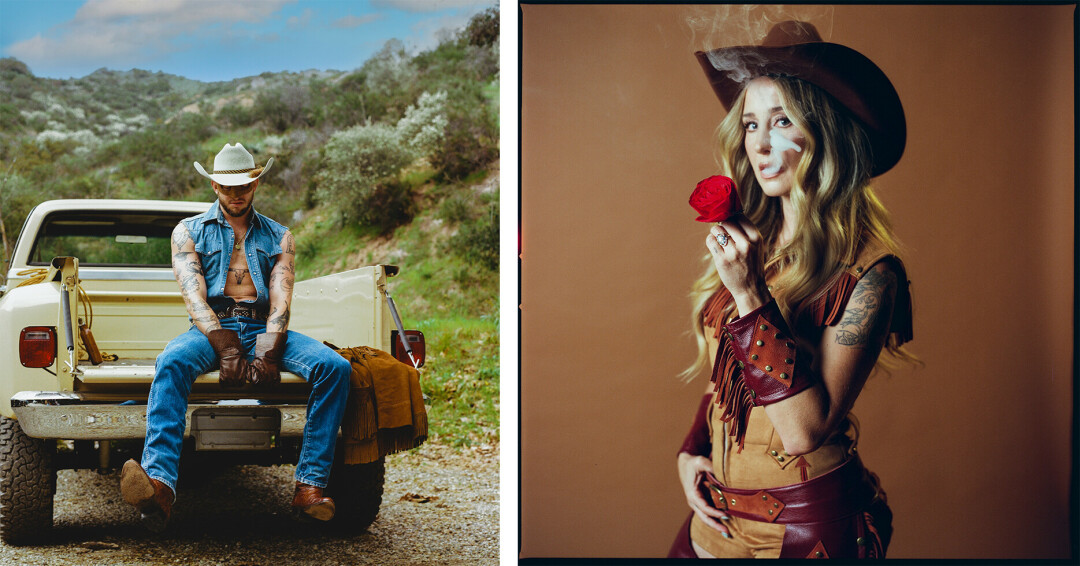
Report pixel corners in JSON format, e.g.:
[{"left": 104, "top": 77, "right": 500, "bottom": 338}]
[
  {"left": 835, "top": 266, "right": 897, "bottom": 349},
  {"left": 172, "top": 225, "right": 190, "bottom": 249},
  {"left": 284, "top": 233, "right": 295, "bottom": 255}
]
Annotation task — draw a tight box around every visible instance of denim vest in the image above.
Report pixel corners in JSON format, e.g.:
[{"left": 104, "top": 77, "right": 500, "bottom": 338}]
[{"left": 182, "top": 203, "right": 288, "bottom": 313}]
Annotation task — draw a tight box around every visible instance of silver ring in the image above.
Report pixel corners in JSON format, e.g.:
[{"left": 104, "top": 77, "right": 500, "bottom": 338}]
[{"left": 717, "top": 233, "right": 729, "bottom": 247}]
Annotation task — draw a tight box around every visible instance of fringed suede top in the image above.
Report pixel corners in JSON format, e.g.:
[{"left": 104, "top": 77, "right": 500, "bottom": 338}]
[{"left": 701, "top": 236, "right": 913, "bottom": 452}]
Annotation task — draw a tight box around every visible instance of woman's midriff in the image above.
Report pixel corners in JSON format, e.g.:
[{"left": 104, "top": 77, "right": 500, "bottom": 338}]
[{"left": 691, "top": 327, "right": 857, "bottom": 557}]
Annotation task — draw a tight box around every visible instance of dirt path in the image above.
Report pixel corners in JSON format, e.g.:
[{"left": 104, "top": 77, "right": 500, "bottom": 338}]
[{"left": 0, "top": 442, "right": 498, "bottom": 565}]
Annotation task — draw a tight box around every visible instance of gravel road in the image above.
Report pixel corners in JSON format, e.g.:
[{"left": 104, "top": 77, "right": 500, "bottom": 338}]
[{"left": 0, "top": 442, "right": 499, "bottom": 565}]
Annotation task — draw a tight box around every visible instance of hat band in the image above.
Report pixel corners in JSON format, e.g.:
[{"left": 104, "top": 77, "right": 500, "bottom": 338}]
[{"left": 213, "top": 167, "right": 255, "bottom": 174}]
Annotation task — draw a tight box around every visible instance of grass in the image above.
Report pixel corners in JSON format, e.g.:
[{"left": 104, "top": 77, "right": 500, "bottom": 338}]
[
  {"left": 199, "top": 127, "right": 264, "bottom": 154},
  {"left": 483, "top": 80, "right": 499, "bottom": 127},
  {"left": 414, "top": 316, "right": 499, "bottom": 447}
]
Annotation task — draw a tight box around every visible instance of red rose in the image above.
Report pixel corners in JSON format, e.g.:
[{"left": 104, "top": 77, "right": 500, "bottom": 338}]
[{"left": 689, "top": 175, "right": 742, "bottom": 223}]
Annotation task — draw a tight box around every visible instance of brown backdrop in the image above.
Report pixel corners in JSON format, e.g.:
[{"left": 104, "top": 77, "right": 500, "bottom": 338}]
[{"left": 520, "top": 4, "right": 1074, "bottom": 559}]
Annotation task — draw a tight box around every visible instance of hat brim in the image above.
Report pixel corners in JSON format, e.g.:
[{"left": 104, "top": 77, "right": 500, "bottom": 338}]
[
  {"left": 194, "top": 157, "right": 274, "bottom": 186},
  {"left": 695, "top": 43, "right": 906, "bottom": 177}
]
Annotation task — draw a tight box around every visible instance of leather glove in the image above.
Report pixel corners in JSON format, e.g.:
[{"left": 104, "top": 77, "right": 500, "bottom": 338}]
[
  {"left": 207, "top": 329, "right": 249, "bottom": 388},
  {"left": 249, "top": 332, "right": 287, "bottom": 387}
]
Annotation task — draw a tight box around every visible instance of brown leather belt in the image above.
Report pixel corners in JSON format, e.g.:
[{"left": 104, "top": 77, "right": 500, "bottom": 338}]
[
  {"left": 215, "top": 304, "right": 268, "bottom": 321},
  {"left": 704, "top": 455, "right": 873, "bottom": 524}
]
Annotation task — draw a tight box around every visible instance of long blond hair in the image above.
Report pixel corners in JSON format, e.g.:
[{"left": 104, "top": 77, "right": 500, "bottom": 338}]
[{"left": 681, "top": 76, "right": 915, "bottom": 381}]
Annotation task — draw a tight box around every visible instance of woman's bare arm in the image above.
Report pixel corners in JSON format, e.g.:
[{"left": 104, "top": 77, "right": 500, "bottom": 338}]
[{"left": 761, "top": 261, "right": 898, "bottom": 455}]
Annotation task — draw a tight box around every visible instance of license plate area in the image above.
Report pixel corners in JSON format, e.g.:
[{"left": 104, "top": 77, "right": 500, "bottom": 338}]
[{"left": 191, "top": 407, "right": 280, "bottom": 451}]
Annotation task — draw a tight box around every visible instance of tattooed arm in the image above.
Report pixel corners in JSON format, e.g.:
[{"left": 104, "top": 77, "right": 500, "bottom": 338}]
[
  {"left": 266, "top": 230, "right": 295, "bottom": 333},
  {"left": 171, "top": 223, "right": 222, "bottom": 335},
  {"left": 761, "top": 261, "right": 899, "bottom": 455}
]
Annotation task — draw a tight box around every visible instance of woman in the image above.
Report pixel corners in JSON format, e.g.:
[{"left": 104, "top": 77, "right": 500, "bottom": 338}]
[{"left": 669, "top": 21, "right": 916, "bottom": 559}]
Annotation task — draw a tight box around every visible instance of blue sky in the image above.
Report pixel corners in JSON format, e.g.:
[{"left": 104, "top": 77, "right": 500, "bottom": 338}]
[{"left": 0, "top": 0, "right": 495, "bottom": 82}]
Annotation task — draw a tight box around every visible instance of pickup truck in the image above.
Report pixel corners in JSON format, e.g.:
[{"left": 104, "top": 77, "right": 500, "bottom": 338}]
[{"left": 0, "top": 199, "right": 425, "bottom": 544}]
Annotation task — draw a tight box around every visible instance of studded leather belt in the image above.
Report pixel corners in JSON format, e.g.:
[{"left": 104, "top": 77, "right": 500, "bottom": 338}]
[
  {"left": 704, "top": 455, "right": 873, "bottom": 525},
  {"left": 702, "top": 456, "right": 886, "bottom": 558},
  {"left": 215, "top": 304, "right": 268, "bottom": 321}
]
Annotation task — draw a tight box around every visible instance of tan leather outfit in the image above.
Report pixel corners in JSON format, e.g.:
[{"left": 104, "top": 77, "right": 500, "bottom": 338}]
[{"left": 688, "top": 237, "right": 910, "bottom": 559}]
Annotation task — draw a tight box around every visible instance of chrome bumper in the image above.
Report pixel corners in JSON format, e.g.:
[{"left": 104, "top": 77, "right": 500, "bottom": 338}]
[{"left": 11, "top": 391, "right": 309, "bottom": 440}]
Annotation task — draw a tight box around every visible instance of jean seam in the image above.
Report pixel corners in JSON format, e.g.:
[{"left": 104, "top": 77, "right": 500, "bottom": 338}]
[{"left": 295, "top": 473, "right": 327, "bottom": 489}]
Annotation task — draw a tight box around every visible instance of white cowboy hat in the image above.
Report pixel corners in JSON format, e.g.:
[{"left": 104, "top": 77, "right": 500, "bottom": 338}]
[{"left": 193, "top": 143, "right": 274, "bottom": 186}]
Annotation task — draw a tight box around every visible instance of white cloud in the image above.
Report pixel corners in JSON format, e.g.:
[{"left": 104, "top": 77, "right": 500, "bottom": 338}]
[
  {"left": 73, "top": 0, "right": 292, "bottom": 27},
  {"left": 7, "top": 0, "right": 295, "bottom": 71},
  {"left": 332, "top": 13, "right": 384, "bottom": 29},
  {"left": 371, "top": 0, "right": 491, "bottom": 13},
  {"left": 287, "top": 8, "right": 315, "bottom": 29}
]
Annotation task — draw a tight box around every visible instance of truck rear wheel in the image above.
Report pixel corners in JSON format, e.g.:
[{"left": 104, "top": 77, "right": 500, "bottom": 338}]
[
  {"left": 326, "top": 443, "right": 384, "bottom": 532},
  {"left": 0, "top": 416, "right": 56, "bottom": 545}
]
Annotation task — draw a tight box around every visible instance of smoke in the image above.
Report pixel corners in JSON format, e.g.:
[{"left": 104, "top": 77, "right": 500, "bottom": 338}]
[
  {"left": 762, "top": 127, "right": 802, "bottom": 175},
  {"left": 685, "top": 5, "right": 835, "bottom": 90},
  {"left": 705, "top": 48, "right": 767, "bottom": 87}
]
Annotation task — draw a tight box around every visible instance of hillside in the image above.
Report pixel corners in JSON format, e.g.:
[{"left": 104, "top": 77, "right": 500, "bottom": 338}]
[{"left": 0, "top": 8, "right": 499, "bottom": 448}]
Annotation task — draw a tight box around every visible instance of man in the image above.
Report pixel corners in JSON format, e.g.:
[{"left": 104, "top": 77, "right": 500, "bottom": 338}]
[{"left": 119, "top": 143, "right": 352, "bottom": 531}]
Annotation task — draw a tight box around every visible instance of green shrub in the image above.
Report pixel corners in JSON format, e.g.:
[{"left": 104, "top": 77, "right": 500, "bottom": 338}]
[
  {"left": 463, "top": 7, "right": 499, "bottom": 48},
  {"left": 431, "top": 105, "right": 497, "bottom": 181},
  {"left": 312, "top": 123, "right": 415, "bottom": 230},
  {"left": 362, "top": 178, "right": 418, "bottom": 235},
  {"left": 0, "top": 173, "right": 41, "bottom": 257},
  {"left": 253, "top": 86, "right": 311, "bottom": 133},
  {"left": 12, "top": 139, "right": 75, "bottom": 183},
  {"left": 438, "top": 193, "right": 473, "bottom": 224},
  {"left": 0, "top": 103, "right": 25, "bottom": 132},
  {"left": 448, "top": 204, "right": 498, "bottom": 270},
  {"left": 0, "top": 57, "right": 32, "bottom": 76},
  {"left": 217, "top": 101, "right": 254, "bottom": 128},
  {"left": 396, "top": 91, "right": 447, "bottom": 157},
  {"left": 359, "top": 39, "right": 416, "bottom": 122}
]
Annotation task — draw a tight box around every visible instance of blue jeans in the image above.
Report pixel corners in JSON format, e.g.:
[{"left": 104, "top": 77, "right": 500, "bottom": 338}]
[{"left": 141, "top": 317, "right": 352, "bottom": 493}]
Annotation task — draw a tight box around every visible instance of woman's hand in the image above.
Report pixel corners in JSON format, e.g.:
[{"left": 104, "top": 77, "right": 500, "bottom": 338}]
[
  {"left": 705, "top": 216, "right": 770, "bottom": 316},
  {"left": 677, "top": 452, "right": 730, "bottom": 535}
]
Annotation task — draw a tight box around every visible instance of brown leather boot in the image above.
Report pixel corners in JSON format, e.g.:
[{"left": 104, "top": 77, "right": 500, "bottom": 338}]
[
  {"left": 292, "top": 481, "right": 335, "bottom": 522},
  {"left": 120, "top": 459, "right": 174, "bottom": 532}
]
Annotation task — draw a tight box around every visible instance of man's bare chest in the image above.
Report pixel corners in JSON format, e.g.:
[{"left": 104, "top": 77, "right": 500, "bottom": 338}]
[{"left": 224, "top": 240, "right": 258, "bottom": 302}]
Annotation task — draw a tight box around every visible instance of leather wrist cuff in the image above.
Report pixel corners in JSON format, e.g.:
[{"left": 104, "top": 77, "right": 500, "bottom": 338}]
[
  {"left": 722, "top": 299, "right": 814, "bottom": 406},
  {"left": 679, "top": 394, "right": 713, "bottom": 457}
]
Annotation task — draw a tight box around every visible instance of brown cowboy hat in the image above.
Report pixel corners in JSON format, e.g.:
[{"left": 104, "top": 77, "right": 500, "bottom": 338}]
[{"left": 695, "top": 20, "right": 906, "bottom": 177}]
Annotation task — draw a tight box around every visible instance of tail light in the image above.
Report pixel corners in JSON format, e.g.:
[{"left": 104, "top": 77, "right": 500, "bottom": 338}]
[
  {"left": 20, "top": 326, "right": 57, "bottom": 368},
  {"left": 391, "top": 330, "right": 425, "bottom": 368}
]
